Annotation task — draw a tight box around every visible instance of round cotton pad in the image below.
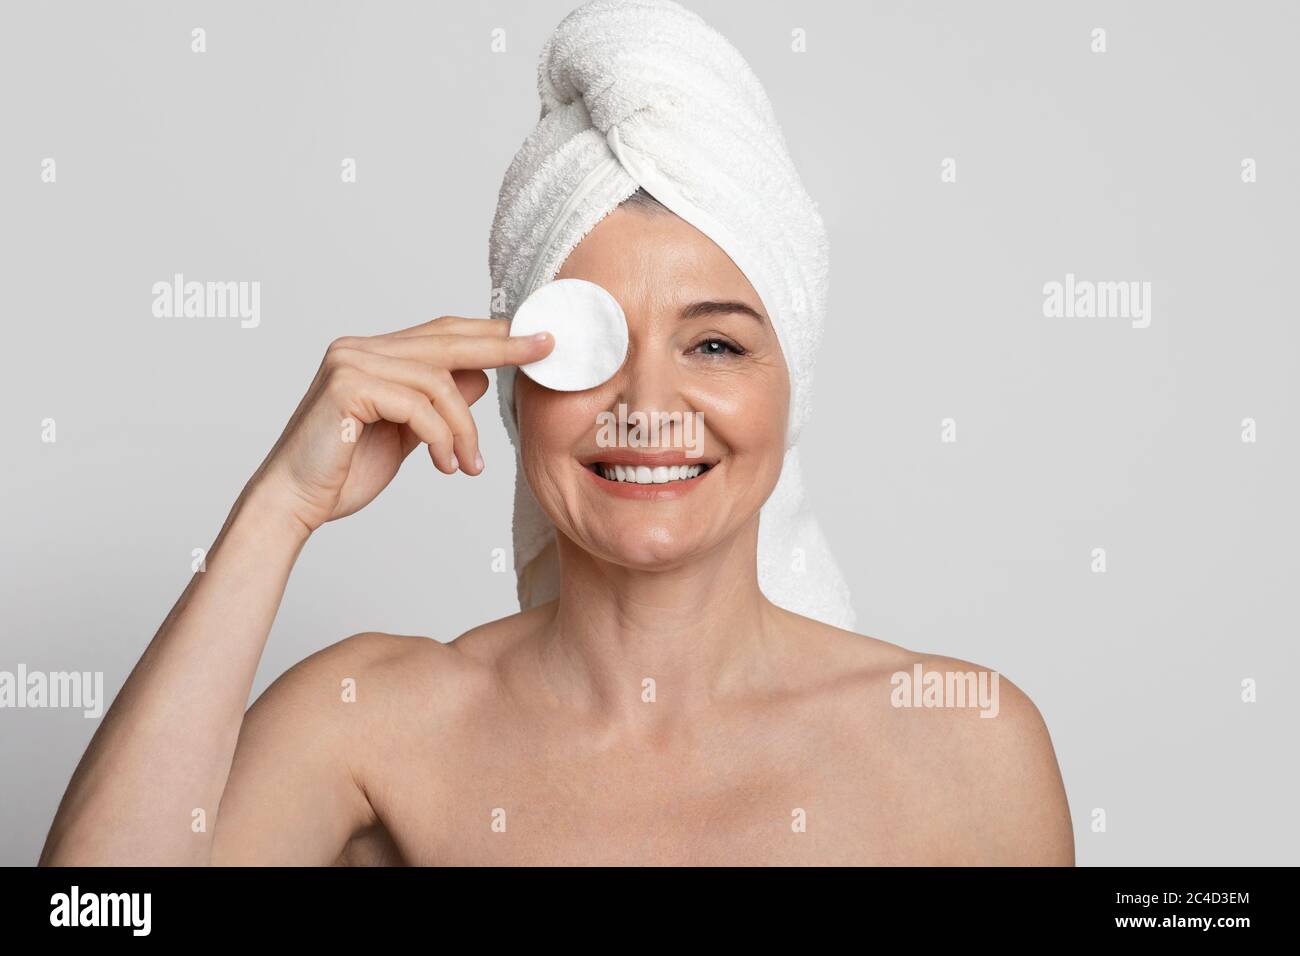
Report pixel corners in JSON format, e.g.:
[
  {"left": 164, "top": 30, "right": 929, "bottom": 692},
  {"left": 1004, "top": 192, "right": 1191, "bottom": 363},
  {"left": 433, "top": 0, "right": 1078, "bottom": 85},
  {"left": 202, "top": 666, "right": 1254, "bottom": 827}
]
[{"left": 509, "top": 278, "right": 628, "bottom": 391}]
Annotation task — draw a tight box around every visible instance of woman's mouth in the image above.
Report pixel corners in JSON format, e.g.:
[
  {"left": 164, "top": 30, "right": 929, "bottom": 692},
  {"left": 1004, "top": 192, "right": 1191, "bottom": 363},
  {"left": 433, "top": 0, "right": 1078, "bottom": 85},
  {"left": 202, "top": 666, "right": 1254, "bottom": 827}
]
[
  {"left": 589, "top": 462, "right": 711, "bottom": 484},
  {"left": 580, "top": 454, "right": 717, "bottom": 500}
]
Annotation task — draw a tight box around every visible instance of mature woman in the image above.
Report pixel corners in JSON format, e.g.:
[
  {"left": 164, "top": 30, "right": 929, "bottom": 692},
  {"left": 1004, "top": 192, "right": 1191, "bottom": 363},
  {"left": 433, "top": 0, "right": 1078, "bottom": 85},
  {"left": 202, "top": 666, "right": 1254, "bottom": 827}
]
[{"left": 41, "top": 0, "right": 1072, "bottom": 866}]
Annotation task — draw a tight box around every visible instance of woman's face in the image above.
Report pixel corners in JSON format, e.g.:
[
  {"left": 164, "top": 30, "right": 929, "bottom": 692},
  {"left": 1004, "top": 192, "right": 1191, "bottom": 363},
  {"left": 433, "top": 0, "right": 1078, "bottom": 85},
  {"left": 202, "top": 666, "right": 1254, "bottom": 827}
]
[{"left": 515, "top": 204, "right": 790, "bottom": 570}]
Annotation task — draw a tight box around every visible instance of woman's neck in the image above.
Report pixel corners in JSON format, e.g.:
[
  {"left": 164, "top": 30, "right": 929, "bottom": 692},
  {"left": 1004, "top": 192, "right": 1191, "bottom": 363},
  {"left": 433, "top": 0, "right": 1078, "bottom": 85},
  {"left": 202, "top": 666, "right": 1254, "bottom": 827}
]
[{"left": 536, "top": 521, "right": 785, "bottom": 730}]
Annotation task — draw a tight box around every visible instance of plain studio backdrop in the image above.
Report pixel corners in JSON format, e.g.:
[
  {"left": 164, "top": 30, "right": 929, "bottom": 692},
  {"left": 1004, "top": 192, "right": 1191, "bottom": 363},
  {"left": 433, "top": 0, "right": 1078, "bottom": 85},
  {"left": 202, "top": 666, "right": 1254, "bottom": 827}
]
[{"left": 1, "top": 0, "right": 1297, "bottom": 866}]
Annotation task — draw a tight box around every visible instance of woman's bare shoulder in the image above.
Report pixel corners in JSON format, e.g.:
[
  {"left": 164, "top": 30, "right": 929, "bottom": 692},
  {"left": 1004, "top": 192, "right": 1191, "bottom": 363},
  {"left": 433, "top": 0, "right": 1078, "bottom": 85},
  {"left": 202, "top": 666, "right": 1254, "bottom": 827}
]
[
  {"left": 776, "top": 609, "right": 1051, "bottom": 723},
  {"left": 217, "top": 620, "right": 532, "bottom": 865},
  {"left": 778, "top": 611, "right": 1075, "bottom": 864},
  {"left": 302, "top": 607, "right": 547, "bottom": 708},
  {"left": 300, "top": 603, "right": 555, "bottom": 718}
]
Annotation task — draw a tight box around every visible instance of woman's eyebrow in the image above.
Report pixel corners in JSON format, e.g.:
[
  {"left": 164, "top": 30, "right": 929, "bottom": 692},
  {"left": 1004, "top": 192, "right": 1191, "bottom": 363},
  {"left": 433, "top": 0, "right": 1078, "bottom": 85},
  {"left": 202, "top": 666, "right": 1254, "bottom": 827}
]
[{"left": 679, "top": 300, "right": 766, "bottom": 323}]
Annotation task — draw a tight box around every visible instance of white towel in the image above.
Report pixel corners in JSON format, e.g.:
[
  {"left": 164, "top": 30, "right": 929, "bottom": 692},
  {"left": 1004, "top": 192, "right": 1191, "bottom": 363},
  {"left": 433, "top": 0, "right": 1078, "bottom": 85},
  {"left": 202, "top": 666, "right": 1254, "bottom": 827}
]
[{"left": 488, "top": 0, "right": 857, "bottom": 630}]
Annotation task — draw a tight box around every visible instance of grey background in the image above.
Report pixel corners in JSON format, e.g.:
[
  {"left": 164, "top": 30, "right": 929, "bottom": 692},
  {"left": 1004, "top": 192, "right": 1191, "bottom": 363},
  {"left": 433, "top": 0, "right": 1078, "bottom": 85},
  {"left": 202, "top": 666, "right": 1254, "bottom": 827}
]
[{"left": 2, "top": 0, "right": 1296, "bottom": 866}]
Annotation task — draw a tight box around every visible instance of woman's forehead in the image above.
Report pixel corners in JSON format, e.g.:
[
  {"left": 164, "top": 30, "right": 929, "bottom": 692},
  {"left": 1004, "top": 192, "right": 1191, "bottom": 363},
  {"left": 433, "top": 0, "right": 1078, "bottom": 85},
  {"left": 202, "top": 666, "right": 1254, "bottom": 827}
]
[{"left": 556, "top": 207, "right": 765, "bottom": 320}]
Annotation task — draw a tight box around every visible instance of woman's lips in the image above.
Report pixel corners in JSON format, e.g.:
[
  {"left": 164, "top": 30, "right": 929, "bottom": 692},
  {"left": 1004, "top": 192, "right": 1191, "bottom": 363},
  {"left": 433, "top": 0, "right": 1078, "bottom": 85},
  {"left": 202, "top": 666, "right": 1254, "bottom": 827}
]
[{"left": 581, "top": 456, "right": 715, "bottom": 500}]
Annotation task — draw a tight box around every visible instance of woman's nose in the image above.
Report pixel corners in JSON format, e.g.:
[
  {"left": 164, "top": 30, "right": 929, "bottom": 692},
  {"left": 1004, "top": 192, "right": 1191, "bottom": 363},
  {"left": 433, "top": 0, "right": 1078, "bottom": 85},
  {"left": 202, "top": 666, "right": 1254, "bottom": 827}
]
[
  {"left": 604, "top": 335, "right": 702, "bottom": 450},
  {"left": 612, "top": 334, "right": 681, "bottom": 412}
]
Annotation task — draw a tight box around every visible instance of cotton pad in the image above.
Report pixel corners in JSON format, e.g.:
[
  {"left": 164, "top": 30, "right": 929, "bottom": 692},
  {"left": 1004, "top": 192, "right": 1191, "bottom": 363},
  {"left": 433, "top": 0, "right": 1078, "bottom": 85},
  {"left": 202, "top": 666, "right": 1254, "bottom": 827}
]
[{"left": 509, "top": 278, "right": 628, "bottom": 391}]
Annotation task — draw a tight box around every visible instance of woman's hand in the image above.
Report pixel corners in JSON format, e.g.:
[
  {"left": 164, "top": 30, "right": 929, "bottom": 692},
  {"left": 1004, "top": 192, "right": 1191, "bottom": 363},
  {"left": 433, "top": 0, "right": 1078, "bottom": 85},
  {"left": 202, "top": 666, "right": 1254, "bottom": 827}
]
[
  {"left": 42, "top": 313, "right": 554, "bottom": 866},
  {"left": 251, "top": 316, "right": 553, "bottom": 535}
]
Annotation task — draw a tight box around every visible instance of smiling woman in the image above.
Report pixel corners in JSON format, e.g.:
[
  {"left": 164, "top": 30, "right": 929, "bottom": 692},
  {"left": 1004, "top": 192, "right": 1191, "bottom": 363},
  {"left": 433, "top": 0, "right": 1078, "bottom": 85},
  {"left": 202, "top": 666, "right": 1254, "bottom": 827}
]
[
  {"left": 39, "top": 0, "right": 1072, "bottom": 868},
  {"left": 514, "top": 199, "right": 792, "bottom": 572}
]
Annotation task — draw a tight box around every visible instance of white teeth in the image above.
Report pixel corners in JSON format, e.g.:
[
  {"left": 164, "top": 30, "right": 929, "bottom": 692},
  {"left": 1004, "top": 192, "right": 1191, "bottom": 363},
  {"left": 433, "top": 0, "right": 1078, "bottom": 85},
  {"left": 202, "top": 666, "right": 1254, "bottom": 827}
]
[{"left": 597, "top": 463, "right": 707, "bottom": 484}]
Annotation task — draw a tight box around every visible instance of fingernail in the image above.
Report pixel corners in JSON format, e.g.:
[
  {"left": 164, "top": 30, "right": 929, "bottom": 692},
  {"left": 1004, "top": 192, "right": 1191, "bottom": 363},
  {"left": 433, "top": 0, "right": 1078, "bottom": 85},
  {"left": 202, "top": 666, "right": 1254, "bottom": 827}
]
[
  {"left": 450, "top": 455, "right": 459, "bottom": 472},
  {"left": 474, "top": 452, "right": 485, "bottom": 471},
  {"left": 532, "top": 331, "right": 550, "bottom": 342}
]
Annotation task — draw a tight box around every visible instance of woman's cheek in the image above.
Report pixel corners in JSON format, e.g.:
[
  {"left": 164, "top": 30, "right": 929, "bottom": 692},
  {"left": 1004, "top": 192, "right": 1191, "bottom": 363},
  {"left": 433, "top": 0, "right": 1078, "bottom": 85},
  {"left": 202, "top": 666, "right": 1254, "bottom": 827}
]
[
  {"left": 688, "top": 368, "right": 787, "bottom": 450},
  {"left": 516, "top": 384, "right": 601, "bottom": 491}
]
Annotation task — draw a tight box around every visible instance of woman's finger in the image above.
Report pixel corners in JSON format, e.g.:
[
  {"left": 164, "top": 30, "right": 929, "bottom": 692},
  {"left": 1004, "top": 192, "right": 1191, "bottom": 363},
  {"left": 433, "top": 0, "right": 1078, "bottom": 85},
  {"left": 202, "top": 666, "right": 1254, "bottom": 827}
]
[
  {"left": 326, "top": 367, "right": 459, "bottom": 473},
  {"left": 385, "top": 316, "right": 512, "bottom": 340},
  {"left": 330, "top": 330, "right": 553, "bottom": 371},
  {"left": 326, "top": 348, "right": 483, "bottom": 474},
  {"left": 451, "top": 368, "right": 491, "bottom": 406}
]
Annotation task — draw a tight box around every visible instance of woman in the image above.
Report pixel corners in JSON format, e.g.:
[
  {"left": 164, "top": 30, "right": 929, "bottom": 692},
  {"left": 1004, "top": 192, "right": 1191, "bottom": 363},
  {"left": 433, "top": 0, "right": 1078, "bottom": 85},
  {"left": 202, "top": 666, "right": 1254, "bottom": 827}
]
[{"left": 40, "top": 0, "right": 1072, "bottom": 866}]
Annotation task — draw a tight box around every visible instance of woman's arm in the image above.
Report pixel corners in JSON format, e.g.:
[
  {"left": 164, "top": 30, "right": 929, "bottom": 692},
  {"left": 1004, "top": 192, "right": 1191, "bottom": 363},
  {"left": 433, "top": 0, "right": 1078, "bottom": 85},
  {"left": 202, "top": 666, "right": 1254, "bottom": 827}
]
[
  {"left": 40, "top": 482, "right": 319, "bottom": 865},
  {"left": 39, "top": 318, "right": 552, "bottom": 866}
]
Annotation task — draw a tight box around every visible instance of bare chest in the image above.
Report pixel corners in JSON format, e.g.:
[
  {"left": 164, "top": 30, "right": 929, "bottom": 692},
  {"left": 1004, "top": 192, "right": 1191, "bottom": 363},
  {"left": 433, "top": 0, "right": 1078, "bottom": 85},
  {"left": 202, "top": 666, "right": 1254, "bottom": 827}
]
[{"left": 360, "top": 714, "right": 957, "bottom": 866}]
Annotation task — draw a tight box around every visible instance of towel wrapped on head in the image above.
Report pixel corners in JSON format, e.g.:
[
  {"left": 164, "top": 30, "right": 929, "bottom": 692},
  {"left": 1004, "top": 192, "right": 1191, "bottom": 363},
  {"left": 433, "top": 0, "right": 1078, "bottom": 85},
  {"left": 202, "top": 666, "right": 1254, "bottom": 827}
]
[{"left": 489, "top": 0, "right": 856, "bottom": 631}]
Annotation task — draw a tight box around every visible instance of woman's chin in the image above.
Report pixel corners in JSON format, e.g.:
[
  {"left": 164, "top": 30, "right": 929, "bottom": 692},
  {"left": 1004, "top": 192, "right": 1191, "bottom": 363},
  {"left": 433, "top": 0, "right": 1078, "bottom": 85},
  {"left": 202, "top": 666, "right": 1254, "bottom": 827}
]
[{"left": 581, "top": 526, "right": 714, "bottom": 571}]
